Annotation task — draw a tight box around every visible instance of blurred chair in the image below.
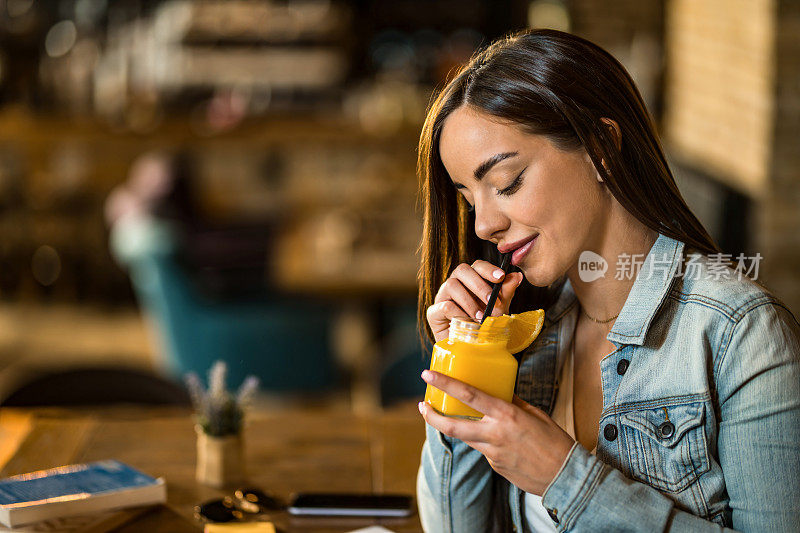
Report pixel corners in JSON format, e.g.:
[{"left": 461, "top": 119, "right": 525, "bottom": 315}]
[
  {"left": 110, "top": 216, "right": 336, "bottom": 393},
  {"left": 1, "top": 367, "right": 191, "bottom": 407}
]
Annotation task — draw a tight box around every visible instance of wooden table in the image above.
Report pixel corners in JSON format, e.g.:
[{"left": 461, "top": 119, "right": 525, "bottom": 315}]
[{"left": 0, "top": 404, "right": 427, "bottom": 532}]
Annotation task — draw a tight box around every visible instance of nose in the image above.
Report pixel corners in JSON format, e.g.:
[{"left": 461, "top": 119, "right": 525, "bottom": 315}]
[{"left": 473, "top": 198, "right": 509, "bottom": 242}]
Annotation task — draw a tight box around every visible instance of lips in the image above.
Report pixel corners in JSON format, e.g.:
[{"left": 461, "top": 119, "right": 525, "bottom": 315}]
[
  {"left": 498, "top": 234, "right": 538, "bottom": 255},
  {"left": 510, "top": 236, "right": 536, "bottom": 266},
  {"left": 498, "top": 234, "right": 538, "bottom": 267}
]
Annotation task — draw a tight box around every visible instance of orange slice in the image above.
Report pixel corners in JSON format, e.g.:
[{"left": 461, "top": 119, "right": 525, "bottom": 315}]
[
  {"left": 508, "top": 309, "right": 545, "bottom": 352},
  {"left": 478, "top": 314, "right": 512, "bottom": 330},
  {"left": 479, "top": 309, "right": 545, "bottom": 353}
]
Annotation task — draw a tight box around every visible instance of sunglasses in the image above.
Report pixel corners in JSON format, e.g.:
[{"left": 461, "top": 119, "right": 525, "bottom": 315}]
[{"left": 194, "top": 488, "right": 284, "bottom": 523}]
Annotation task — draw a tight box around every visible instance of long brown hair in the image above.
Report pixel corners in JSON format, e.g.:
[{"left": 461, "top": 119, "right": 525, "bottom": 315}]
[{"left": 417, "top": 29, "right": 720, "bottom": 347}]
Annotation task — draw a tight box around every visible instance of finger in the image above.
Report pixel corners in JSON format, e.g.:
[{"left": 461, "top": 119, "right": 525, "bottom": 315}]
[
  {"left": 421, "top": 370, "right": 506, "bottom": 419},
  {"left": 419, "top": 401, "right": 488, "bottom": 442},
  {"left": 427, "top": 300, "right": 470, "bottom": 336},
  {"left": 463, "top": 440, "right": 493, "bottom": 457},
  {"left": 494, "top": 272, "right": 523, "bottom": 316},
  {"left": 512, "top": 394, "right": 526, "bottom": 407},
  {"left": 511, "top": 394, "right": 548, "bottom": 420},
  {"left": 500, "top": 272, "right": 523, "bottom": 303},
  {"left": 470, "top": 259, "right": 508, "bottom": 283},
  {"left": 437, "top": 277, "right": 485, "bottom": 322},
  {"left": 450, "top": 263, "right": 495, "bottom": 306}
]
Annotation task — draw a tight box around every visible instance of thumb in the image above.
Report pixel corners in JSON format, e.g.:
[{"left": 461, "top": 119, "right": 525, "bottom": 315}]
[
  {"left": 497, "top": 272, "right": 523, "bottom": 312},
  {"left": 512, "top": 395, "right": 548, "bottom": 419},
  {"left": 512, "top": 394, "right": 526, "bottom": 407}
]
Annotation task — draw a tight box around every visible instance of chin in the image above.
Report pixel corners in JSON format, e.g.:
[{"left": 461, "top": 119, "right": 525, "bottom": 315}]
[{"left": 519, "top": 262, "right": 563, "bottom": 288}]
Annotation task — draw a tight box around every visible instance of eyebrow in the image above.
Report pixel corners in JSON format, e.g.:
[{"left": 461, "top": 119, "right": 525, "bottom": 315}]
[{"left": 473, "top": 151, "right": 519, "bottom": 181}]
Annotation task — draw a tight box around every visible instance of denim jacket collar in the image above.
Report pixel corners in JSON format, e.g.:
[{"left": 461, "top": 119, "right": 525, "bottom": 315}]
[
  {"left": 545, "top": 233, "right": 685, "bottom": 347},
  {"left": 608, "top": 233, "right": 684, "bottom": 346}
]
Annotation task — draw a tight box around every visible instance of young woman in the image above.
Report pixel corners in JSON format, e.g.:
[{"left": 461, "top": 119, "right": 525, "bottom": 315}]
[{"left": 415, "top": 29, "right": 800, "bottom": 532}]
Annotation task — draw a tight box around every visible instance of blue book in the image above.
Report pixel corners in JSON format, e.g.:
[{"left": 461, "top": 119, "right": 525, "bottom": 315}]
[{"left": 0, "top": 460, "right": 166, "bottom": 528}]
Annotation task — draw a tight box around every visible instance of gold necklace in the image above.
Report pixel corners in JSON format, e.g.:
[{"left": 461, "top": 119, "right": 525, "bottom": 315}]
[{"left": 581, "top": 307, "right": 620, "bottom": 324}]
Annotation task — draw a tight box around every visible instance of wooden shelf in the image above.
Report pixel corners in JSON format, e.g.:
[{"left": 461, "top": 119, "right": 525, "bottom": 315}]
[{"left": 0, "top": 106, "right": 421, "bottom": 147}]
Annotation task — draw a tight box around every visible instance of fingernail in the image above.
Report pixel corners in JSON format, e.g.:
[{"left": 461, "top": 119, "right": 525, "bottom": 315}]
[
  {"left": 493, "top": 269, "right": 504, "bottom": 279},
  {"left": 421, "top": 370, "right": 433, "bottom": 382},
  {"left": 475, "top": 311, "right": 483, "bottom": 321},
  {"left": 418, "top": 401, "right": 424, "bottom": 414}
]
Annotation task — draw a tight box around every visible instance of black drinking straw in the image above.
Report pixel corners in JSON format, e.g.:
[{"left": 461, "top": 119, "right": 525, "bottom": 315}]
[{"left": 480, "top": 252, "right": 511, "bottom": 324}]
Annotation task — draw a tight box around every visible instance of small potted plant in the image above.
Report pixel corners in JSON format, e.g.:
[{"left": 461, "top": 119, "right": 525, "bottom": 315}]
[{"left": 185, "top": 361, "right": 259, "bottom": 488}]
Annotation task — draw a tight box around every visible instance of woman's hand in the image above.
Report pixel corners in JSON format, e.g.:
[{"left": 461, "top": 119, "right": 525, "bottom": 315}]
[
  {"left": 419, "top": 370, "right": 576, "bottom": 496},
  {"left": 427, "top": 260, "right": 524, "bottom": 343}
]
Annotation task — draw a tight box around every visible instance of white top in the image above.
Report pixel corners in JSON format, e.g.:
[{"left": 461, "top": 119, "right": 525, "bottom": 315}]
[{"left": 523, "top": 338, "right": 597, "bottom": 532}]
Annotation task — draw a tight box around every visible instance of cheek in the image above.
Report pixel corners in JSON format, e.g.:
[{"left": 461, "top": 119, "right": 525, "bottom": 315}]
[
  {"left": 522, "top": 166, "right": 600, "bottom": 235},
  {"left": 511, "top": 174, "right": 570, "bottom": 229},
  {"left": 514, "top": 172, "right": 601, "bottom": 282}
]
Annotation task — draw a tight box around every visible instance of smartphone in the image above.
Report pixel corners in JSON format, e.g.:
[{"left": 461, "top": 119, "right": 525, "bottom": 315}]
[{"left": 287, "top": 493, "right": 414, "bottom": 517}]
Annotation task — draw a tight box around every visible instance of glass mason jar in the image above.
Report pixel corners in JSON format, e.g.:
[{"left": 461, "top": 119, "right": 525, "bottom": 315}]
[{"left": 424, "top": 317, "right": 518, "bottom": 420}]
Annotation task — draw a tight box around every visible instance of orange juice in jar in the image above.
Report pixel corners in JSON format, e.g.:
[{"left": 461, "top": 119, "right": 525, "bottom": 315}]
[{"left": 424, "top": 317, "right": 518, "bottom": 420}]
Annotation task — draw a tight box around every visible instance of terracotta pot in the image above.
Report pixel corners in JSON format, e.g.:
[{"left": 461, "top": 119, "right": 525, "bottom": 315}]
[{"left": 195, "top": 425, "right": 246, "bottom": 488}]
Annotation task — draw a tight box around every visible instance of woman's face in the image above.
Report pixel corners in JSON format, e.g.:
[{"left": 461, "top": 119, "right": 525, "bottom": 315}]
[{"left": 439, "top": 105, "right": 612, "bottom": 286}]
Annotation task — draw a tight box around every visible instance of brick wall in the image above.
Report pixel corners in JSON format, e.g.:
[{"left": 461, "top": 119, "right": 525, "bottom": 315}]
[
  {"left": 664, "top": 0, "right": 775, "bottom": 197},
  {"left": 665, "top": 0, "right": 800, "bottom": 315}
]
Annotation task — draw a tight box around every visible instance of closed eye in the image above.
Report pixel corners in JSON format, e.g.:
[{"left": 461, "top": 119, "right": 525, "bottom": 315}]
[{"left": 497, "top": 167, "right": 526, "bottom": 196}]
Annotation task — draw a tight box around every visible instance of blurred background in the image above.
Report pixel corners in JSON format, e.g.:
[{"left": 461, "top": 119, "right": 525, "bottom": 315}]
[{"left": 0, "top": 0, "right": 797, "bottom": 412}]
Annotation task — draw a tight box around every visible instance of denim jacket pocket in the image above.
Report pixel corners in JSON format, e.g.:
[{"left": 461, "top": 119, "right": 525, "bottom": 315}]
[{"left": 619, "top": 401, "right": 710, "bottom": 493}]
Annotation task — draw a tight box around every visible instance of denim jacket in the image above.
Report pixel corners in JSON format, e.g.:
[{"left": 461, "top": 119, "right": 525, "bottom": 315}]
[{"left": 417, "top": 233, "right": 800, "bottom": 532}]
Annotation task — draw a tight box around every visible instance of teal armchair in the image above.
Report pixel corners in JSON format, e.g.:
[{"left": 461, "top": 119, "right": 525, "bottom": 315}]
[{"left": 110, "top": 216, "right": 336, "bottom": 392}]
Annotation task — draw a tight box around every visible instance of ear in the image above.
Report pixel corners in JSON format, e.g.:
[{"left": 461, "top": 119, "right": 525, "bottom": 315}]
[
  {"left": 583, "top": 151, "right": 607, "bottom": 184},
  {"left": 596, "top": 118, "right": 621, "bottom": 183},
  {"left": 600, "top": 117, "right": 622, "bottom": 152},
  {"left": 597, "top": 159, "right": 608, "bottom": 183}
]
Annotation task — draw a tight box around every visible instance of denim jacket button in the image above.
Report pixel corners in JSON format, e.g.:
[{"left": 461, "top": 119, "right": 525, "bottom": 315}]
[
  {"left": 604, "top": 423, "right": 618, "bottom": 441},
  {"left": 658, "top": 421, "right": 675, "bottom": 439},
  {"left": 616, "top": 358, "right": 629, "bottom": 375},
  {"left": 546, "top": 507, "right": 559, "bottom": 524}
]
